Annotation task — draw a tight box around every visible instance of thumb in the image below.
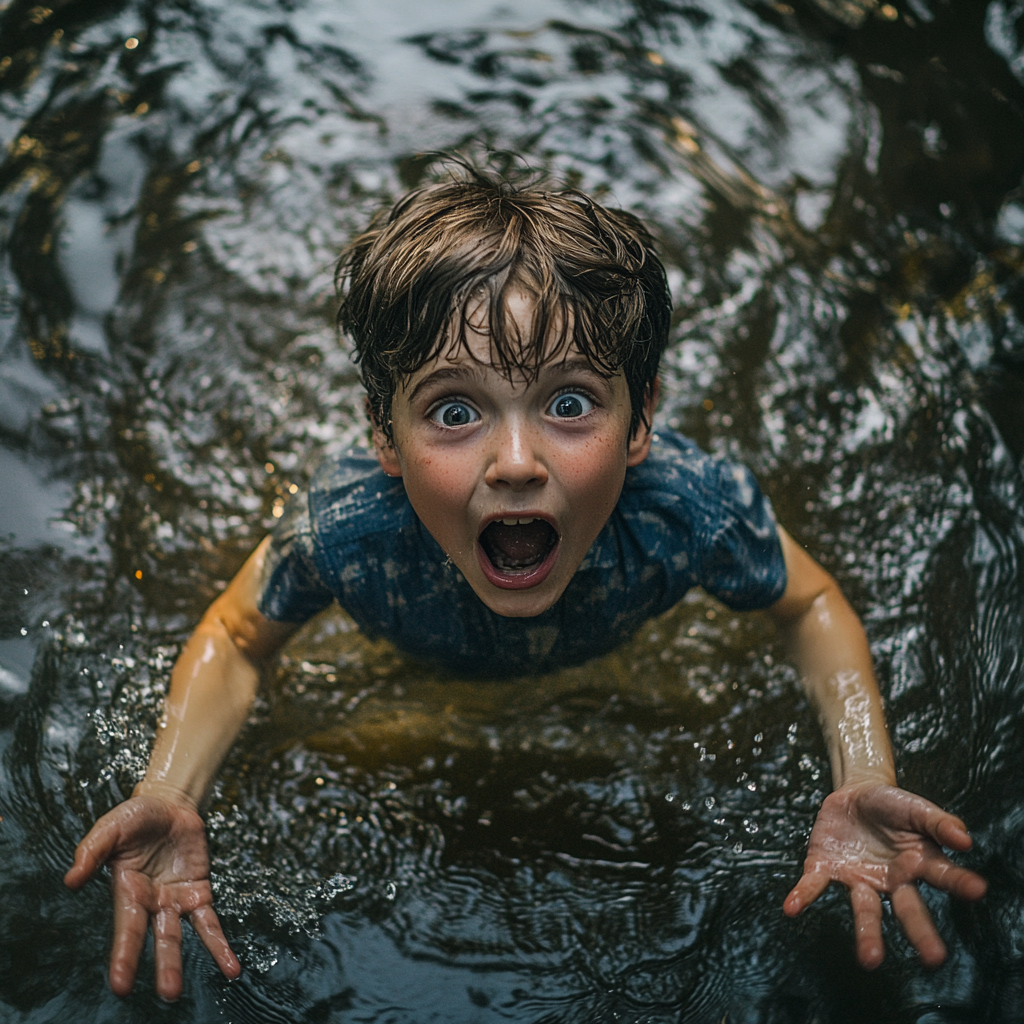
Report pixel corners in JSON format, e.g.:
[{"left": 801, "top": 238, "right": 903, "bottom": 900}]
[{"left": 65, "top": 815, "right": 122, "bottom": 889}]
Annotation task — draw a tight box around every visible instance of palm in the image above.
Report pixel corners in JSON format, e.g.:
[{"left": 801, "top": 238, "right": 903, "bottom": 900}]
[
  {"left": 65, "top": 794, "right": 240, "bottom": 1000},
  {"left": 784, "top": 783, "right": 986, "bottom": 969}
]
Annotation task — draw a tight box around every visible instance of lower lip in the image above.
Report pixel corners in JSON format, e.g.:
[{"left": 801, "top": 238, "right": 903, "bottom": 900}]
[{"left": 477, "top": 536, "right": 560, "bottom": 590}]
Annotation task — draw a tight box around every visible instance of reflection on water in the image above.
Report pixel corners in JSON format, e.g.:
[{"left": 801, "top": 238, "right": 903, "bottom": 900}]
[{"left": 1, "top": 0, "right": 1023, "bottom": 1020}]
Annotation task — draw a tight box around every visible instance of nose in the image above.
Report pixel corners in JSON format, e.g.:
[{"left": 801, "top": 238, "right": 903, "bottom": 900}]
[{"left": 485, "top": 415, "right": 548, "bottom": 490}]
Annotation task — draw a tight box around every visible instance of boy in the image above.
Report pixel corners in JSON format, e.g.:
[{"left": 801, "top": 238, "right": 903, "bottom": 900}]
[{"left": 65, "top": 172, "right": 986, "bottom": 1002}]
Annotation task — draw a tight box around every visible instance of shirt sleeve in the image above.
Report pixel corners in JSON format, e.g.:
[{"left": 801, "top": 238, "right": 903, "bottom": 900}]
[
  {"left": 696, "top": 457, "right": 787, "bottom": 611},
  {"left": 257, "top": 491, "right": 335, "bottom": 623}
]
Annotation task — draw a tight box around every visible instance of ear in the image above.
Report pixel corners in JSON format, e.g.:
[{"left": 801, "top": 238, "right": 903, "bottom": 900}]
[
  {"left": 366, "top": 398, "right": 403, "bottom": 478},
  {"left": 626, "top": 377, "right": 660, "bottom": 467}
]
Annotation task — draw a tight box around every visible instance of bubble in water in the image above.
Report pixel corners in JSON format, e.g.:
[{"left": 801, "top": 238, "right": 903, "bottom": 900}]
[
  {"left": 321, "top": 873, "right": 356, "bottom": 899},
  {"left": 241, "top": 940, "right": 279, "bottom": 974},
  {"left": 704, "top": 796, "right": 715, "bottom": 810},
  {"left": 384, "top": 881, "right": 397, "bottom": 900}
]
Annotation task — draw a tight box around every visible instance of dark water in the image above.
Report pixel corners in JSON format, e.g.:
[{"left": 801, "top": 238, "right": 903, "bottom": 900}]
[{"left": 1, "top": 0, "right": 1023, "bottom": 1020}]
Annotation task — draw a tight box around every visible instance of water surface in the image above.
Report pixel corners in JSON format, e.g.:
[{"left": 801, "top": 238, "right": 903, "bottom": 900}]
[{"left": 2, "top": 1, "right": 1024, "bottom": 1021}]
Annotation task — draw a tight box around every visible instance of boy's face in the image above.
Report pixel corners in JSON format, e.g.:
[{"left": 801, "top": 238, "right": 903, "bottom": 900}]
[{"left": 373, "top": 291, "right": 657, "bottom": 618}]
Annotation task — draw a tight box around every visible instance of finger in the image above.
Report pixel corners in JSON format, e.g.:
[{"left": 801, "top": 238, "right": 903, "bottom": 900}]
[
  {"left": 190, "top": 905, "right": 242, "bottom": 980},
  {"left": 784, "top": 866, "right": 831, "bottom": 917},
  {"left": 898, "top": 796, "right": 971, "bottom": 852},
  {"left": 920, "top": 858, "right": 988, "bottom": 901},
  {"left": 65, "top": 816, "right": 122, "bottom": 888},
  {"left": 154, "top": 908, "right": 184, "bottom": 1002},
  {"left": 109, "top": 881, "right": 149, "bottom": 998},
  {"left": 891, "top": 884, "right": 946, "bottom": 968},
  {"left": 850, "top": 883, "right": 885, "bottom": 970},
  {"left": 933, "top": 814, "right": 973, "bottom": 853}
]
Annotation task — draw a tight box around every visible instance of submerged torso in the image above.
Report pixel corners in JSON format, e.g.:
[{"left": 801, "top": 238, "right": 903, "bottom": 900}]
[{"left": 258, "top": 430, "right": 787, "bottom": 678}]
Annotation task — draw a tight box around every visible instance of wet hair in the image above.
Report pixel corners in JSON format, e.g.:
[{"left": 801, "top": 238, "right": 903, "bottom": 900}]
[{"left": 335, "top": 167, "right": 672, "bottom": 443}]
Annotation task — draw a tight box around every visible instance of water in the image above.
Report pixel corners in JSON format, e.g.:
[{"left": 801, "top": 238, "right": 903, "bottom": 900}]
[{"left": 1, "top": 0, "right": 1023, "bottom": 1020}]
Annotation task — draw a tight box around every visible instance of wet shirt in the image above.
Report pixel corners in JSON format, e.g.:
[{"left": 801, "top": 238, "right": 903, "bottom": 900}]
[{"left": 258, "top": 431, "right": 787, "bottom": 678}]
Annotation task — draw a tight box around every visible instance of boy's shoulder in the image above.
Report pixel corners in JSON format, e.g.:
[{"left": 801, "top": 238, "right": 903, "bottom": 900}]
[
  {"left": 621, "top": 430, "right": 771, "bottom": 526},
  {"left": 307, "top": 446, "right": 414, "bottom": 549}
]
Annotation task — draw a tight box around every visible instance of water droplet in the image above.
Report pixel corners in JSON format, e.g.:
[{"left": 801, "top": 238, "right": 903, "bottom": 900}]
[
  {"left": 705, "top": 796, "right": 715, "bottom": 810},
  {"left": 384, "top": 881, "right": 397, "bottom": 900},
  {"left": 746, "top": 780, "right": 757, "bottom": 792},
  {"left": 20, "top": 627, "right": 27, "bottom": 636},
  {"left": 665, "top": 793, "right": 674, "bottom": 802}
]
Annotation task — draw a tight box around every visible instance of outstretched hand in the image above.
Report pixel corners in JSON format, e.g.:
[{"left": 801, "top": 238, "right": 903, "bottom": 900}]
[
  {"left": 783, "top": 782, "right": 986, "bottom": 969},
  {"left": 65, "top": 791, "right": 240, "bottom": 1000}
]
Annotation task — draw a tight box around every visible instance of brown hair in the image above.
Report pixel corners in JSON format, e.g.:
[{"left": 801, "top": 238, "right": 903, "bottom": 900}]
[{"left": 336, "top": 166, "right": 672, "bottom": 442}]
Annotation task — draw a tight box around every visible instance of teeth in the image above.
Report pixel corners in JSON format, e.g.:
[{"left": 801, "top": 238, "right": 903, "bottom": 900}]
[{"left": 500, "top": 517, "right": 536, "bottom": 526}]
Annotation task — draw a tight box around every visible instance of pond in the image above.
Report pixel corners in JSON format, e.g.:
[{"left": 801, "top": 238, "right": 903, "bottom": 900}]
[{"left": 1, "top": 0, "right": 1023, "bottom": 1021}]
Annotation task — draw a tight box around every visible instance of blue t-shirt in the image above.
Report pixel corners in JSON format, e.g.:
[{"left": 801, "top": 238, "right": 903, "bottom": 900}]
[{"left": 258, "top": 431, "right": 786, "bottom": 678}]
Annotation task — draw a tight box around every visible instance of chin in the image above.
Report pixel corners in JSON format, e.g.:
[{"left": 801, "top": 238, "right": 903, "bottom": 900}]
[{"left": 471, "top": 580, "right": 566, "bottom": 618}]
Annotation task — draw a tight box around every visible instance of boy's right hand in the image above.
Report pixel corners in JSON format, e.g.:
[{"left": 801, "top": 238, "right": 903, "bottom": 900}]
[{"left": 64, "top": 787, "right": 240, "bottom": 1001}]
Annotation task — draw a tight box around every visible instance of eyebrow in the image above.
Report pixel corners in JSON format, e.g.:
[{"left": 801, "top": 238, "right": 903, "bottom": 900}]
[
  {"left": 405, "top": 365, "right": 484, "bottom": 405},
  {"left": 548, "top": 356, "right": 612, "bottom": 378},
  {"left": 404, "top": 355, "right": 612, "bottom": 405}
]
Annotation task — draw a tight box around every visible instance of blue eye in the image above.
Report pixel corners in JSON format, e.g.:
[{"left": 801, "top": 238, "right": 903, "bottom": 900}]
[
  {"left": 549, "top": 392, "right": 594, "bottom": 418},
  {"left": 432, "top": 401, "right": 478, "bottom": 427}
]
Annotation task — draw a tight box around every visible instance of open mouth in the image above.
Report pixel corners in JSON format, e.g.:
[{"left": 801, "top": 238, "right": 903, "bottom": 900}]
[{"left": 478, "top": 517, "right": 559, "bottom": 590}]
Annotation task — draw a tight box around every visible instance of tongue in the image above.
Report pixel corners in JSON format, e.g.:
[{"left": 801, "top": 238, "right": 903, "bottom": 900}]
[{"left": 482, "top": 520, "right": 555, "bottom": 570}]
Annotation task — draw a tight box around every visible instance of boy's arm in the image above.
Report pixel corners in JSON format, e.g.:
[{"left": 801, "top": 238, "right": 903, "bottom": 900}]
[
  {"left": 769, "top": 527, "right": 986, "bottom": 968},
  {"left": 64, "top": 537, "right": 298, "bottom": 1001}
]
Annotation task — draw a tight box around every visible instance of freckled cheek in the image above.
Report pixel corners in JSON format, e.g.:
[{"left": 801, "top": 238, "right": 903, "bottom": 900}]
[
  {"left": 551, "top": 438, "right": 626, "bottom": 503},
  {"left": 405, "top": 450, "right": 477, "bottom": 517}
]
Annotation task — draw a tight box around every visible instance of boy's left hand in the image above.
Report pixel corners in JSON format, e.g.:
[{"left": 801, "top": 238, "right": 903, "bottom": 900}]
[{"left": 783, "top": 782, "right": 987, "bottom": 969}]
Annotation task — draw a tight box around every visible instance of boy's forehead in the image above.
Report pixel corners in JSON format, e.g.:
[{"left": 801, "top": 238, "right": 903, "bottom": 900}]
[{"left": 400, "top": 286, "right": 602, "bottom": 386}]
